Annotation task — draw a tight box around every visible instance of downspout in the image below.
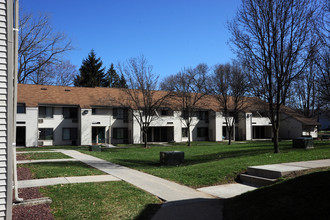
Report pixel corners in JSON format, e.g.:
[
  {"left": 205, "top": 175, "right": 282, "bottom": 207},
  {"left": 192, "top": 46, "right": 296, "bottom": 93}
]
[{"left": 13, "top": 0, "right": 23, "bottom": 202}]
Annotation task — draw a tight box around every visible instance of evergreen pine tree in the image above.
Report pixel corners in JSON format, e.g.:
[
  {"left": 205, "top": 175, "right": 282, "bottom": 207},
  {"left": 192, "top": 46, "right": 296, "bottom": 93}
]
[
  {"left": 119, "top": 74, "right": 128, "bottom": 88},
  {"left": 105, "top": 63, "right": 121, "bottom": 88},
  {"left": 74, "top": 50, "right": 106, "bottom": 87}
]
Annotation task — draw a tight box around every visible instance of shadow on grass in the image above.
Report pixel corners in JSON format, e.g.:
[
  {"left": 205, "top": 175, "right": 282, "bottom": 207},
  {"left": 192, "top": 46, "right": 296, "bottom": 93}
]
[
  {"left": 111, "top": 148, "right": 272, "bottom": 168},
  {"left": 112, "top": 147, "right": 278, "bottom": 168},
  {"left": 134, "top": 203, "right": 162, "bottom": 220},
  {"left": 224, "top": 170, "right": 330, "bottom": 220},
  {"left": 101, "top": 142, "right": 330, "bottom": 168}
]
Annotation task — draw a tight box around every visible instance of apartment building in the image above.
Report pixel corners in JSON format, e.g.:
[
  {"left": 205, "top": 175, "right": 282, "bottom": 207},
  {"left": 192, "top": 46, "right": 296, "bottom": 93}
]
[{"left": 17, "top": 84, "right": 319, "bottom": 147}]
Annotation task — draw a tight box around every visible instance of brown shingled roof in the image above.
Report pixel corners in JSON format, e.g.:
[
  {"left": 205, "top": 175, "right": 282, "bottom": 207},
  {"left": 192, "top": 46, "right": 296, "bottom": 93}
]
[
  {"left": 17, "top": 84, "right": 319, "bottom": 126},
  {"left": 281, "top": 106, "right": 320, "bottom": 126},
  {"left": 18, "top": 84, "right": 127, "bottom": 109}
]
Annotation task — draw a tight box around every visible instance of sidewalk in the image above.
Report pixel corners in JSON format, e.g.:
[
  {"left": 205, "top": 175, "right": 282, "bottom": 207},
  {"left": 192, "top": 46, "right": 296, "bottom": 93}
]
[
  {"left": 19, "top": 175, "right": 120, "bottom": 188},
  {"left": 54, "top": 149, "right": 214, "bottom": 202}
]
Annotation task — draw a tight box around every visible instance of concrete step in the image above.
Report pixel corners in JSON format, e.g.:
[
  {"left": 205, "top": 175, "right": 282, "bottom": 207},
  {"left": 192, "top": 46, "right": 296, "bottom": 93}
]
[
  {"left": 240, "top": 173, "right": 277, "bottom": 186},
  {"left": 247, "top": 167, "right": 284, "bottom": 179}
]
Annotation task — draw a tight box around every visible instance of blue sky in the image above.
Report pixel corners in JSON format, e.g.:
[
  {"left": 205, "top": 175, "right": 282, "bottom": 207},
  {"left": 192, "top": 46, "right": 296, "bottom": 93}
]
[{"left": 21, "top": 0, "right": 241, "bottom": 80}]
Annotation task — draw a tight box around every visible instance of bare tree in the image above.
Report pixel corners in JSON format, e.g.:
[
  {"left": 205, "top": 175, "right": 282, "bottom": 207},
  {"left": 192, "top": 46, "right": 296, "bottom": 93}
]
[
  {"left": 27, "top": 58, "right": 53, "bottom": 85},
  {"left": 315, "top": 0, "right": 330, "bottom": 106},
  {"left": 161, "top": 64, "right": 209, "bottom": 146},
  {"left": 18, "top": 13, "right": 73, "bottom": 83},
  {"left": 27, "top": 60, "right": 77, "bottom": 86},
  {"left": 229, "top": 0, "right": 321, "bottom": 153},
  {"left": 289, "top": 51, "right": 322, "bottom": 118},
  {"left": 210, "top": 63, "right": 249, "bottom": 145},
  {"left": 116, "top": 55, "right": 170, "bottom": 148}
]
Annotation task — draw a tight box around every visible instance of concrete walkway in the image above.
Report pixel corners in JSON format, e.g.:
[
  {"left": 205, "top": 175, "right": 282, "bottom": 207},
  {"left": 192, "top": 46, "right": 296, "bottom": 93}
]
[
  {"left": 19, "top": 175, "right": 120, "bottom": 188},
  {"left": 52, "top": 149, "right": 214, "bottom": 202},
  {"left": 16, "top": 150, "right": 55, "bottom": 154},
  {"left": 17, "top": 158, "right": 78, "bottom": 164},
  {"left": 198, "top": 183, "right": 257, "bottom": 199}
]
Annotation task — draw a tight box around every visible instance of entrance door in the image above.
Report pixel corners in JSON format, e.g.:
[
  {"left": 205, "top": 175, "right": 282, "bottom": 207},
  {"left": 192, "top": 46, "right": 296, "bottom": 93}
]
[
  {"left": 92, "top": 127, "right": 105, "bottom": 144},
  {"left": 16, "top": 126, "right": 26, "bottom": 146}
]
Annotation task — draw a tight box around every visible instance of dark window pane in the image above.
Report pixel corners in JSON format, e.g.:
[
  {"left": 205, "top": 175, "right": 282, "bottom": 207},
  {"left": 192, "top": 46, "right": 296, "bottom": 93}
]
[
  {"left": 113, "top": 128, "right": 128, "bottom": 139},
  {"left": 63, "top": 107, "right": 77, "bottom": 119},
  {"left": 197, "top": 127, "right": 208, "bottom": 137},
  {"left": 39, "top": 107, "right": 53, "bottom": 118},
  {"left": 63, "top": 128, "right": 78, "bottom": 140},
  {"left": 39, "top": 128, "right": 53, "bottom": 140},
  {"left": 182, "top": 128, "right": 188, "bottom": 137},
  {"left": 17, "top": 103, "right": 26, "bottom": 114}
]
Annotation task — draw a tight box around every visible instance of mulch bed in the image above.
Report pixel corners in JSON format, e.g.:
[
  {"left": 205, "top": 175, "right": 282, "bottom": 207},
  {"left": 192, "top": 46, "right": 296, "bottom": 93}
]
[
  {"left": 16, "top": 154, "right": 27, "bottom": 161},
  {"left": 12, "top": 166, "right": 55, "bottom": 220}
]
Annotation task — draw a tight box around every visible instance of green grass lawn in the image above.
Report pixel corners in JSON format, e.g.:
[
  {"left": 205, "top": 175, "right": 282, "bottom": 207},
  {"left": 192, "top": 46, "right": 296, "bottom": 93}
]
[
  {"left": 40, "top": 181, "right": 162, "bottom": 220},
  {"left": 17, "top": 152, "right": 71, "bottom": 160},
  {"left": 18, "top": 161, "right": 105, "bottom": 179},
  {"left": 223, "top": 168, "right": 330, "bottom": 220},
  {"left": 81, "top": 140, "right": 330, "bottom": 187}
]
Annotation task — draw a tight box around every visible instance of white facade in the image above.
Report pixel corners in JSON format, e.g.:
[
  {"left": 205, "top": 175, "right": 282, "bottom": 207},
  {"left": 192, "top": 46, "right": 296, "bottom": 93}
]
[
  {"left": 17, "top": 104, "right": 285, "bottom": 147},
  {"left": 16, "top": 107, "right": 38, "bottom": 147}
]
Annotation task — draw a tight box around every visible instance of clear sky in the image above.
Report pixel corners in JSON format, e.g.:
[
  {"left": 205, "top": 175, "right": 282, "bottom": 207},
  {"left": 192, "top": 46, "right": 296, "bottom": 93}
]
[{"left": 20, "top": 0, "right": 241, "bottom": 80}]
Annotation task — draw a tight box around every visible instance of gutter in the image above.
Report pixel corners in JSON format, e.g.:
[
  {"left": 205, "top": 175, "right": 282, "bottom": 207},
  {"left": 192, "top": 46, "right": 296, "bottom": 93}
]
[{"left": 13, "top": 0, "right": 23, "bottom": 202}]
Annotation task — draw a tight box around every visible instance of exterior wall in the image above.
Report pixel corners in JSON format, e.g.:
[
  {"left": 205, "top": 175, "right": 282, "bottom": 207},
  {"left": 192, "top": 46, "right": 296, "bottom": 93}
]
[
  {"left": 16, "top": 107, "right": 38, "bottom": 147},
  {"left": 279, "top": 114, "right": 303, "bottom": 139},
  {"left": 131, "top": 110, "right": 212, "bottom": 143},
  {"left": 238, "top": 113, "right": 249, "bottom": 141},
  {"left": 213, "top": 112, "right": 223, "bottom": 141},
  {"left": 149, "top": 111, "right": 182, "bottom": 142},
  {"left": 2, "top": 0, "right": 13, "bottom": 218},
  {"left": 38, "top": 107, "right": 79, "bottom": 146},
  {"left": 17, "top": 103, "right": 320, "bottom": 147},
  {"left": 252, "top": 117, "right": 272, "bottom": 126},
  {"left": 208, "top": 111, "right": 216, "bottom": 141},
  {"left": 132, "top": 111, "right": 141, "bottom": 144},
  {"left": 280, "top": 113, "right": 318, "bottom": 139},
  {"left": 302, "top": 126, "right": 318, "bottom": 138},
  {"left": 80, "top": 108, "right": 92, "bottom": 145},
  {"left": 80, "top": 108, "right": 130, "bottom": 145}
]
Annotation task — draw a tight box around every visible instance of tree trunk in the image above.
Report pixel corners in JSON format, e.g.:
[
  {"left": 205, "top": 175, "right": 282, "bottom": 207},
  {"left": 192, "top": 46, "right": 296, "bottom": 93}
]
[
  {"left": 273, "top": 128, "right": 280, "bottom": 153},
  {"left": 187, "top": 124, "right": 191, "bottom": 146},
  {"left": 228, "top": 126, "right": 232, "bottom": 145},
  {"left": 143, "top": 131, "right": 148, "bottom": 148}
]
